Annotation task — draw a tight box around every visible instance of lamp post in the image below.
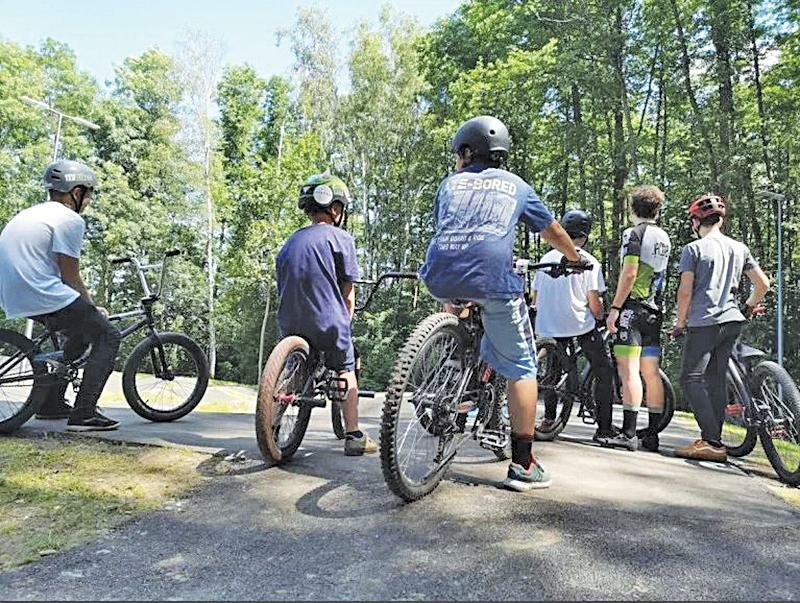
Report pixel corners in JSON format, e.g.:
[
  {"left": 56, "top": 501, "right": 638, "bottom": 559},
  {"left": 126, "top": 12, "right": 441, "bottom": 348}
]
[
  {"left": 757, "top": 190, "right": 786, "bottom": 367},
  {"left": 18, "top": 96, "right": 101, "bottom": 338}
]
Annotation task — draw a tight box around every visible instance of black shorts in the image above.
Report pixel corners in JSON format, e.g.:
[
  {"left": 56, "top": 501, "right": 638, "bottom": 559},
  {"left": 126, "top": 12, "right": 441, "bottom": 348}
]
[{"left": 613, "top": 302, "right": 663, "bottom": 358}]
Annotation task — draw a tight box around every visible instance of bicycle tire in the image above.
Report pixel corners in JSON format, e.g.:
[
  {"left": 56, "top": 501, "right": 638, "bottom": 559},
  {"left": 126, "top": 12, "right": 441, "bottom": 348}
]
[
  {"left": 534, "top": 338, "right": 573, "bottom": 441},
  {"left": 381, "top": 312, "right": 465, "bottom": 502},
  {"left": 651, "top": 369, "right": 676, "bottom": 434},
  {"left": 331, "top": 398, "right": 345, "bottom": 440},
  {"left": 256, "top": 336, "right": 313, "bottom": 464},
  {"left": 122, "top": 332, "right": 209, "bottom": 422},
  {"left": 722, "top": 369, "right": 758, "bottom": 457},
  {"left": 753, "top": 361, "right": 800, "bottom": 485},
  {"left": 0, "top": 329, "right": 45, "bottom": 434}
]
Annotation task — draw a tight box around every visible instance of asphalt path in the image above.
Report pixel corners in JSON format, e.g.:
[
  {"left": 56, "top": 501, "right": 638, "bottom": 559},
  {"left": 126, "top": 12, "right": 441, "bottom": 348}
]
[{"left": 3, "top": 398, "right": 800, "bottom": 600}]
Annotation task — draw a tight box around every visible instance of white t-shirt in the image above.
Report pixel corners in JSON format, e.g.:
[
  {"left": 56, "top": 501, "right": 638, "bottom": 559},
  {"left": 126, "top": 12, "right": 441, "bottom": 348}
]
[
  {"left": 0, "top": 201, "right": 84, "bottom": 319},
  {"left": 532, "top": 247, "right": 606, "bottom": 338}
]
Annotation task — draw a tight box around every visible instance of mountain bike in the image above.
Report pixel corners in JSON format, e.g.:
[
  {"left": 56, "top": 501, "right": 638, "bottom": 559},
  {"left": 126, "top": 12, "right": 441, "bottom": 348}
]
[
  {"left": 534, "top": 327, "right": 675, "bottom": 441},
  {"left": 721, "top": 330, "right": 800, "bottom": 485},
  {"left": 255, "top": 272, "right": 418, "bottom": 464},
  {"left": 380, "top": 260, "right": 583, "bottom": 502},
  {"left": 0, "top": 250, "right": 209, "bottom": 433}
]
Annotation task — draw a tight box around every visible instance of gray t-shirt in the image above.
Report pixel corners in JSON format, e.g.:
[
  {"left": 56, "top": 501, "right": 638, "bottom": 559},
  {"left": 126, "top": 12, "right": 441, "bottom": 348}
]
[{"left": 678, "top": 233, "right": 757, "bottom": 327}]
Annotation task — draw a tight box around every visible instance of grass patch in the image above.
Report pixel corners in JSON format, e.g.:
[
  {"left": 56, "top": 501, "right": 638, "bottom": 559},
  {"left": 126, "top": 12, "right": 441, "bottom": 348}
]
[{"left": 0, "top": 433, "right": 206, "bottom": 569}]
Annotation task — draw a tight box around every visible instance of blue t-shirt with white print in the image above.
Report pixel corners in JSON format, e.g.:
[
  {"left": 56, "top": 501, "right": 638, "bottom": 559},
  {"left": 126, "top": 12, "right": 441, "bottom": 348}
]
[{"left": 420, "top": 164, "right": 555, "bottom": 300}]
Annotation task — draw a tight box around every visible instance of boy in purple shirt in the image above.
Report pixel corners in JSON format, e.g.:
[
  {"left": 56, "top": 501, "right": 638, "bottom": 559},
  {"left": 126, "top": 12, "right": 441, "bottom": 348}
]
[{"left": 276, "top": 172, "right": 377, "bottom": 456}]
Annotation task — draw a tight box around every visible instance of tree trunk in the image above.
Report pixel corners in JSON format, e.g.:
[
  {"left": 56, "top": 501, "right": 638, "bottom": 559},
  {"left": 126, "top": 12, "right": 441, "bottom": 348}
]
[
  {"left": 670, "top": 0, "right": 719, "bottom": 187},
  {"left": 709, "top": 0, "right": 735, "bottom": 198},
  {"left": 571, "top": 83, "right": 587, "bottom": 205},
  {"left": 612, "top": 7, "right": 639, "bottom": 181},
  {"left": 205, "top": 144, "right": 217, "bottom": 379},
  {"left": 746, "top": 0, "right": 772, "bottom": 180}
]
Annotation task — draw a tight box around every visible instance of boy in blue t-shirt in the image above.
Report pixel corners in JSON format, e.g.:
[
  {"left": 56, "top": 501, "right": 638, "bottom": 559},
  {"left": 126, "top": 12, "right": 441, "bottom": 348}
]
[
  {"left": 420, "top": 115, "right": 588, "bottom": 491},
  {"left": 276, "top": 172, "right": 376, "bottom": 456}
]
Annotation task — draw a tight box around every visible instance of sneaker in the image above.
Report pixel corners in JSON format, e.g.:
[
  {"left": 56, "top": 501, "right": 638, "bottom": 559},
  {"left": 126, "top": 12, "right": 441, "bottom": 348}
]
[
  {"left": 604, "top": 432, "right": 638, "bottom": 451},
  {"left": 639, "top": 431, "right": 660, "bottom": 453},
  {"left": 344, "top": 432, "right": 378, "bottom": 456},
  {"left": 502, "top": 456, "right": 552, "bottom": 491},
  {"left": 592, "top": 425, "right": 620, "bottom": 446},
  {"left": 674, "top": 439, "right": 727, "bottom": 462},
  {"left": 35, "top": 399, "right": 73, "bottom": 420},
  {"left": 534, "top": 418, "right": 556, "bottom": 440},
  {"left": 67, "top": 410, "right": 120, "bottom": 432}
]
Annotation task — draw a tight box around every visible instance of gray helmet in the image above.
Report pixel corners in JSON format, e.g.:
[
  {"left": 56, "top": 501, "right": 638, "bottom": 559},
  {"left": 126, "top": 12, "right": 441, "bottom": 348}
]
[
  {"left": 452, "top": 115, "right": 510, "bottom": 159},
  {"left": 561, "top": 208, "right": 592, "bottom": 239},
  {"left": 43, "top": 159, "right": 96, "bottom": 193}
]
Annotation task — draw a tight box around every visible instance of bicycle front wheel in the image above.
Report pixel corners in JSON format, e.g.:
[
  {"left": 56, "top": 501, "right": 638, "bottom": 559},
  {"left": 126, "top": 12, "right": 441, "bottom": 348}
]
[
  {"left": 753, "top": 361, "right": 800, "bottom": 485},
  {"left": 722, "top": 371, "right": 758, "bottom": 457},
  {"left": 255, "top": 336, "right": 313, "bottom": 464},
  {"left": 0, "top": 329, "right": 44, "bottom": 434},
  {"left": 381, "top": 312, "right": 466, "bottom": 502},
  {"left": 122, "top": 332, "right": 210, "bottom": 422}
]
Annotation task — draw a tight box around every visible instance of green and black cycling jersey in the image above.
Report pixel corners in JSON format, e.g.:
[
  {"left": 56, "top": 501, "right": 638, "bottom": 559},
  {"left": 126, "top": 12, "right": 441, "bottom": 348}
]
[{"left": 619, "top": 221, "right": 671, "bottom": 310}]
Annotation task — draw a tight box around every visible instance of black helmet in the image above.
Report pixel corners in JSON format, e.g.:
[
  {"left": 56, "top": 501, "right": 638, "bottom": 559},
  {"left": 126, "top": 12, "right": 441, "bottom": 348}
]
[
  {"left": 561, "top": 208, "right": 592, "bottom": 239},
  {"left": 44, "top": 159, "right": 96, "bottom": 193},
  {"left": 298, "top": 172, "right": 351, "bottom": 212},
  {"left": 452, "top": 115, "right": 510, "bottom": 160}
]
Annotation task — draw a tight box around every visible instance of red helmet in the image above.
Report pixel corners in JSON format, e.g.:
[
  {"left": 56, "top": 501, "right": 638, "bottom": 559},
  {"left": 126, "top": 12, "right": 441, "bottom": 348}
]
[{"left": 689, "top": 194, "right": 726, "bottom": 220}]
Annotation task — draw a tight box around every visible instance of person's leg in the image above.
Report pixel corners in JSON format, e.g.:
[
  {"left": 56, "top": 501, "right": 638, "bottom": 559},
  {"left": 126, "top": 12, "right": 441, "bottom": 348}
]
[
  {"left": 330, "top": 344, "right": 377, "bottom": 456},
  {"left": 29, "top": 303, "right": 84, "bottom": 419},
  {"left": 578, "top": 328, "right": 615, "bottom": 436},
  {"left": 67, "top": 302, "right": 121, "bottom": 429},
  {"left": 480, "top": 297, "right": 550, "bottom": 490},
  {"left": 705, "top": 322, "right": 743, "bottom": 445},
  {"left": 675, "top": 325, "right": 727, "bottom": 460},
  {"left": 611, "top": 306, "right": 643, "bottom": 444},
  {"left": 639, "top": 312, "right": 665, "bottom": 440}
]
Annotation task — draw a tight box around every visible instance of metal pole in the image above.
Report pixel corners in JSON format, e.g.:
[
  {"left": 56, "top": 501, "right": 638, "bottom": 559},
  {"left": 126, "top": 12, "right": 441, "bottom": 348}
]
[
  {"left": 52, "top": 113, "right": 63, "bottom": 161},
  {"left": 776, "top": 197, "right": 784, "bottom": 367}
]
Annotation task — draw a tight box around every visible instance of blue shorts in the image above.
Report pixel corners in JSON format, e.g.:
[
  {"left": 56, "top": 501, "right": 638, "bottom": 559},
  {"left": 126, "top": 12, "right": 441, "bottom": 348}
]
[{"left": 476, "top": 297, "right": 538, "bottom": 381}]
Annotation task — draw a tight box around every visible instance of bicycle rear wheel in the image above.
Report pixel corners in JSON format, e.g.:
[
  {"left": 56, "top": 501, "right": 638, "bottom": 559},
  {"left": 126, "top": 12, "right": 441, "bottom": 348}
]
[
  {"left": 381, "top": 312, "right": 466, "bottom": 502},
  {"left": 122, "top": 332, "right": 209, "bottom": 422},
  {"left": 256, "top": 336, "right": 313, "bottom": 464},
  {"left": 331, "top": 398, "right": 345, "bottom": 440},
  {"left": 0, "top": 329, "right": 44, "bottom": 434},
  {"left": 722, "top": 371, "right": 758, "bottom": 457},
  {"left": 753, "top": 361, "right": 800, "bottom": 485},
  {"left": 535, "top": 339, "right": 572, "bottom": 441}
]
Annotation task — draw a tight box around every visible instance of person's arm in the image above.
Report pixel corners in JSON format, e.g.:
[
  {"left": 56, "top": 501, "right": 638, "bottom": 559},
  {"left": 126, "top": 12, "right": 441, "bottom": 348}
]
[
  {"left": 744, "top": 266, "right": 770, "bottom": 310},
  {"left": 539, "top": 221, "right": 580, "bottom": 262},
  {"left": 341, "top": 281, "right": 355, "bottom": 319},
  {"left": 587, "top": 290, "right": 604, "bottom": 320},
  {"left": 529, "top": 290, "right": 538, "bottom": 307},
  {"left": 605, "top": 262, "right": 637, "bottom": 334},
  {"left": 673, "top": 271, "right": 694, "bottom": 331},
  {"left": 57, "top": 254, "right": 93, "bottom": 303}
]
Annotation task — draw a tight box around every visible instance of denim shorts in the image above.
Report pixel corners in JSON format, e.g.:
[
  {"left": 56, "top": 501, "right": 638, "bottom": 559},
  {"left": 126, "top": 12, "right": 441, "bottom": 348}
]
[{"left": 475, "top": 297, "right": 538, "bottom": 381}]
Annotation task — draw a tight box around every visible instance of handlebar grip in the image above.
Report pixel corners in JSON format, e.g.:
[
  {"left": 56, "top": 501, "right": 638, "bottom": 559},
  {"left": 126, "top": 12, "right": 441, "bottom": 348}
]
[
  {"left": 165, "top": 249, "right": 181, "bottom": 258},
  {"left": 111, "top": 257, "right": 131, "bottom": 265}
]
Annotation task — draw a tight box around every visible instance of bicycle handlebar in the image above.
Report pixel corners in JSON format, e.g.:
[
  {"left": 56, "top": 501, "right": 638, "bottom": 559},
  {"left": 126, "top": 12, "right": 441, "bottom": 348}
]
[{"left": 354, "top": 271, "right": 419, "bottom": 313}]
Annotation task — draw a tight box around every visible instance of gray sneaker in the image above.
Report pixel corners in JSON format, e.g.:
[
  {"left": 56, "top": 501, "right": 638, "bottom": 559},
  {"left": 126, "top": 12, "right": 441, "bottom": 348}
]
[
  {"left": 603, "top": 432, "right": 638, "bottom": 451},
  {"left": 502, "top": 456, "right": 552, "bottom": 491},
  {"left": 344, "top": 432, "right": 378, "bottom": 456}
]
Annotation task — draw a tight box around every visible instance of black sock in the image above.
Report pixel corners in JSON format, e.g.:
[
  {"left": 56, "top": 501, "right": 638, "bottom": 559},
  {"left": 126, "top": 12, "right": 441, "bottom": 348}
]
[
  {"left": 622, "top": 410, "right": 638, "bottom": 438},
  {"left": 647, "top": 408, "right": 663, "bottom": 434},
  {"left": 511, "top": 434, "right": 533, "bottom": 468},
  {"left": 346, "top": 430, "right": 363, "bottom": 439}
]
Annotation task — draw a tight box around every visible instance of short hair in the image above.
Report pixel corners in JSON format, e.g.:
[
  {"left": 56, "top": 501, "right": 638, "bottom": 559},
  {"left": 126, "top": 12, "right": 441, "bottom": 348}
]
[
  {"left": 698, "top": 214, "right": 723, "bottom": 227},
  {"left": 629, "top": 185, "right": 665, "bottom": 219},
  {"left": 48, "top": 189, "right": 69, "bottom": 202}
]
